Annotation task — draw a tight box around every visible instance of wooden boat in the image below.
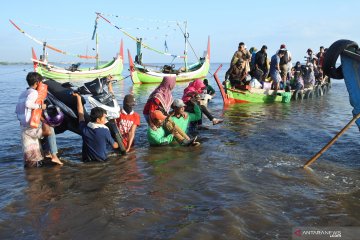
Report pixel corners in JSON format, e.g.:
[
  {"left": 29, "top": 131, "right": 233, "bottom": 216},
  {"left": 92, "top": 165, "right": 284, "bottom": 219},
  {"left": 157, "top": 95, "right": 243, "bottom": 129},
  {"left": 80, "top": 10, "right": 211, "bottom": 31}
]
[
  {"left": 128, "top": 38, "right": 210, "bottom": 84},
  {"left": 10, "top": 19, "right": 124, "bottom": 81},
  {"left": 323, "top": 39, "right": 360, "bottom": 129},
  {"left": 31, "top": 41, "right": 124, "bottom": 81},
  {"left": 95, "top": 13, "right": 210, "bottom": 84},
  {"left": 213, "top": 64, "right": 330, "bottom": 105}
]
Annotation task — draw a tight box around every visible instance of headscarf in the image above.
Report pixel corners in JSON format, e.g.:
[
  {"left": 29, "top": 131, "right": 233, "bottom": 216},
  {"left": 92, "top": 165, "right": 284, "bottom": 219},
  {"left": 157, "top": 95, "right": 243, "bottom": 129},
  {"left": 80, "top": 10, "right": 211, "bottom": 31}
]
[
  {"left": 182, "top": 79, "right": 205, "bottom": 103},
  {"left": 149, "top": 76, "right": 176, "bottom": 113},
  {"left": 191, "top": 79, "right": 206, "bottom": 94}
]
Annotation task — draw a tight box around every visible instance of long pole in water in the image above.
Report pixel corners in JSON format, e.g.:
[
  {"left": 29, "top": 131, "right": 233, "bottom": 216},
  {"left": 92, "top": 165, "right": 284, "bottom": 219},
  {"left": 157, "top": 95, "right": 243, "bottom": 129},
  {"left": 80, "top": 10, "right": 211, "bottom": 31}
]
[{"left": 303, "top": 113, "right": 360, "bottom": 168}]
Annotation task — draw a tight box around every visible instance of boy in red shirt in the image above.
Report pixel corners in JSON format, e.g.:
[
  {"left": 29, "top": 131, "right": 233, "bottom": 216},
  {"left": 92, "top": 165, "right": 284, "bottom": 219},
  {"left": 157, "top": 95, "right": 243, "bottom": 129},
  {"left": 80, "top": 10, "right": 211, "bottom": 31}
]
[{"left": 115, "top": 94, "right": 140, "bottom": 152}]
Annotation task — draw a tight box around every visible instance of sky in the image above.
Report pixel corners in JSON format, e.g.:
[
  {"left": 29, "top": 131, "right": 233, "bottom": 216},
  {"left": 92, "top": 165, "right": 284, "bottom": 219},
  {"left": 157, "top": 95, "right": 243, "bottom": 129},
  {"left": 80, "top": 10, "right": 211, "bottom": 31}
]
[{"left": 1, "top": 0, "right": 360, "bottom": 64}]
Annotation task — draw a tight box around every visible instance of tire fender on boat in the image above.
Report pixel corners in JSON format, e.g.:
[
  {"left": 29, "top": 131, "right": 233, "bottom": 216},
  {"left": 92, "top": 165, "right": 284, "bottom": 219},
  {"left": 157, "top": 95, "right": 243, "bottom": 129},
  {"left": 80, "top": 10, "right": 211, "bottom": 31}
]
[
  {"left": 322, "top": 84, "right": 328, "bottom": 95},
  {"left": 323, "top": 39, "right": 358, "bottom": 79},
  {"left": 293, "top": 90, "right": 304, "bottom": 101},
  {"left": 305, "top": 90, "right": 314, "bottom": 99},
  {"left": 314, "top": 85, "right": 323, "bottom": 97}
]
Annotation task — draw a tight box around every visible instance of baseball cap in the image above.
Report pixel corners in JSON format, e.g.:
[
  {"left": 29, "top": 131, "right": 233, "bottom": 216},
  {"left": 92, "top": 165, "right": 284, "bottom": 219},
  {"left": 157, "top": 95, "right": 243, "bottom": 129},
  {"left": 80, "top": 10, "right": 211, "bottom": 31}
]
[
  {"left": 173, "top": 99, "right": 186, "bottom": 108},
  {"left": 280, "top": 44, "right": 286, "bottom": 49},
  {"left": 150, "top": 110, "right": 167, "bottom": 121}
]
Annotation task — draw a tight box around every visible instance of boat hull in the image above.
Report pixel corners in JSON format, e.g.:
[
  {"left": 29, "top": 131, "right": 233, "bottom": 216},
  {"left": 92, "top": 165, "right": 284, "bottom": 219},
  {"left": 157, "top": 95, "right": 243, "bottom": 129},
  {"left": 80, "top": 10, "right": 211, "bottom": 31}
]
[
  {"left": 130, "top": 59, "right": 210, "bottom": 84},
  {"left": 213, "top": 64, "right": 330, "bottom": 105},
  {"left": 341, "top": 49, "right": 360, "bottom": 128},
  {"left": 129, "top": 37, "right": 210, "bottom": 84},
  {"left": 34, "top": 57, "right": 123, "bottom": 81}
]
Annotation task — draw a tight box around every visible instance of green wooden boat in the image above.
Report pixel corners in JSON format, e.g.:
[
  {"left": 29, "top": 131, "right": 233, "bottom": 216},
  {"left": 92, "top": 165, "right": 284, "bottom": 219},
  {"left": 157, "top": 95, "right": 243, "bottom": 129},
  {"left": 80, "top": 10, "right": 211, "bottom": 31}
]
[
  {"left": 213, "top": 64, "right": 330, "bottom": 104},
  {"left": 128, "top": 37, "right": 210, "bottom": 84},
  {"left": 32, "top": 41, "right": 124, "bottom": 81}
]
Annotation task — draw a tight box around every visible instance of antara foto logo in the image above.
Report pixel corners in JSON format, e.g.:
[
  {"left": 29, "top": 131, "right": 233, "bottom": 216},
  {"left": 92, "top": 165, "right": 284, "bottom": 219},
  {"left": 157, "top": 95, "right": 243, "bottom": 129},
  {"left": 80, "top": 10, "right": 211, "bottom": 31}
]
[{"left": 294, "top": 229, "right": 302, "bottom": 237}]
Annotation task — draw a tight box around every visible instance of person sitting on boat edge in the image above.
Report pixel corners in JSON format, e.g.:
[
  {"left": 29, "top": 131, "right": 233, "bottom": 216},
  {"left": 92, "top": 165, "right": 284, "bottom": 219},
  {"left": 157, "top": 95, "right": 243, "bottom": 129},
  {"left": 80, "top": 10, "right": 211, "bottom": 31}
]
[
  {"left": 147, "top": 110, "right": 199, "bottom": 147},
  {"left": 15, "top": 72, "right": 63, "bottom": 167},
  {"left": 73, "top": 93, "right": 119, "bottom": 162},
  {"left": 225, "top": 58, "right": 249, "bottom": 88}
]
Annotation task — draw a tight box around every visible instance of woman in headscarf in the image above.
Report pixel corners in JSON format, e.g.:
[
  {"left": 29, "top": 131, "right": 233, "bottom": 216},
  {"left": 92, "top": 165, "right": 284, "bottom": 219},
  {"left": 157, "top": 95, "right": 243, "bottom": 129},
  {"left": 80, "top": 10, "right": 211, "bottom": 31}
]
[
  {"left": 182, "top": 79, "right": 223, "bottom": 127},
  {"left": 143, "top": 76, "right": 176, "bottom": 123},
  {"left": 143, "top": 76, "right": 194, "bottom": 142}
]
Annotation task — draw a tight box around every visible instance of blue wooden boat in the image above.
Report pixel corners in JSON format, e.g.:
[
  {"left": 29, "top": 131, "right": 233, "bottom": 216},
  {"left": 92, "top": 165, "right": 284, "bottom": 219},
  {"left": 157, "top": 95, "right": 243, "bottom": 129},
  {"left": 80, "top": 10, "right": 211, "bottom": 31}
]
[{"left": 323, "top": 39, "right": 360, "bottom": 130}]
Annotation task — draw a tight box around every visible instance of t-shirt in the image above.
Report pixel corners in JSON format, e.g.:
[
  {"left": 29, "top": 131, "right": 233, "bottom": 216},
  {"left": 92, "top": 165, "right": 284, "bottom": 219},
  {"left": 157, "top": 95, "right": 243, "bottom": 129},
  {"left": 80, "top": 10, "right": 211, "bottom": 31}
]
[
  {"left": 143, "top": 98, "right": 161, "bottom": 115},
  {"left": 170, "top": 104, "right": 201, "bottom": 133},
  {"left": 147, "top": 126, "right": 174, "bottom": 146},
  {"left": 79, "top": 121, "right": 115, "bottom": 162},
  {"left": 280, "top": 92, "right": 292, "bottom": 103},
  {"left": 15, "top": 88, "right": 41, "bottom": 127},
  {"left": 115, "top": 109, "right": 140, "bottom": 147},
  {"left": 270, "top": 54, "right": 280, "bottom": 76},
  {"left": 206, "top": 85, "right": 215, "bottom": 95}
]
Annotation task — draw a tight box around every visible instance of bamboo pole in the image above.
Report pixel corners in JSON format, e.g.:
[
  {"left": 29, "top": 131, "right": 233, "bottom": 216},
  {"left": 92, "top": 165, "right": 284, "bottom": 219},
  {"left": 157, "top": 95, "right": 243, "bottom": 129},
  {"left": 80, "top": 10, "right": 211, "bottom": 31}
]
[{"left": 303, "top": 113, "right": 360, "bottom": 168}]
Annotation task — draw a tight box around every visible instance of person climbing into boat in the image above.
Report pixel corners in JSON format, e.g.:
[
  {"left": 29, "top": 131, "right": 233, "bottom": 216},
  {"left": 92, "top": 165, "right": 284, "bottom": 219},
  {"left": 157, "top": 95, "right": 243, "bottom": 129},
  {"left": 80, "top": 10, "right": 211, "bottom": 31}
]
[
  {"left": 147, "top": 110, "right": 199, "bottom": 146},
  {"left": 276, "top": 85, "right": 292, "bottom": 103},
  {"left": 270, "top": 49, "right": 285, "bottom": 90},
  {"left": 182, "top": 79, "right": 223, "bottom": 126},
  {"left": 230, "top": 42, "right": 251, "bottom": 71},
  {"left": 15, "top": 72, "right": 63, "bottom": 167},
  {"left": 73, "top": 93, "right": 119, "bottom": 162},
  {"left": 225, "top": 59, "right": 248, "bottom": 88},
  {"left": 254, "top": 45, "right": 268, "bottom": 82},
  {"left": 106, "top": 77, "right": 140, "bottom": 153},
  {"left": 143, "top": 76, "right": 196, "bottom": 144}
]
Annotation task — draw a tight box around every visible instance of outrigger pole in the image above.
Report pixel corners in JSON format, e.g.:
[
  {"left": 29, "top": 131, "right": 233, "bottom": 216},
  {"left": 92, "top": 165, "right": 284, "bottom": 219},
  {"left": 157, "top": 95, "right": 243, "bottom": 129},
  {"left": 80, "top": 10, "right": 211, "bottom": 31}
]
[{"left": 303, "top": 113, "right": 360, "bottom": 168}]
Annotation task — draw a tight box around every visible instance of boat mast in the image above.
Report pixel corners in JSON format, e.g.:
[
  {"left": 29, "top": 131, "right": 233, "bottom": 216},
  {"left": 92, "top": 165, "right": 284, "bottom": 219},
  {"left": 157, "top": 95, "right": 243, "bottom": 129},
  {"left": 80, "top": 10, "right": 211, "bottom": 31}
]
[
  {"left": 184, "top": 21, "right": 188, "bottom": 71},
  {"left": 96, "top": 33, "right": 99, "bottom": 69},
  {"left": 42, "top": 42, "right": 47, "bottom": 62}
]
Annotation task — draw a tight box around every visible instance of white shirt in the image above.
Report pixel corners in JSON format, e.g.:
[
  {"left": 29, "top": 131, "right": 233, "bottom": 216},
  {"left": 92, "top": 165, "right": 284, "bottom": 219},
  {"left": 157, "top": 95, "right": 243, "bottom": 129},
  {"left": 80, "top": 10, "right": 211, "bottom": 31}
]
[{"left": 15, "top": 88, "right": 40, "bottom": 127}]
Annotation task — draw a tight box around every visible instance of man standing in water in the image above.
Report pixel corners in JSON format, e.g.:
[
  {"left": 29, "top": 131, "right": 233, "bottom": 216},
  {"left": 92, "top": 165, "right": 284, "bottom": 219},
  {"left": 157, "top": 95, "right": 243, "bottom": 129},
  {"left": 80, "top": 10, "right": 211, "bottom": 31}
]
[{"left": 16, "top": 72, "right": 63, "bottom": 167}]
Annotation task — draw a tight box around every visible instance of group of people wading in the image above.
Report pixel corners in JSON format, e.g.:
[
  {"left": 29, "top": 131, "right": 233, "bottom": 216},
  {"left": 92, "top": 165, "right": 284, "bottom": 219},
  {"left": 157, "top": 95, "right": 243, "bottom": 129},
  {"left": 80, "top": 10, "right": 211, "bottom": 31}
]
[
  {"left": 225, "top": 42, "right": 327, "bottom": 93},
  {"left": 16, "top": 72, "right": 223, "bottom": 168}
]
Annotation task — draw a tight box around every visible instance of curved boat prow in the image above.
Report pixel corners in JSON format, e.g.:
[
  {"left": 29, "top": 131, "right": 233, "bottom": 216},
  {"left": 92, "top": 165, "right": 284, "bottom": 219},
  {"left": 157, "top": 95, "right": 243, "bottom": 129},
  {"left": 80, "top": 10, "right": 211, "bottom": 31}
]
[
  {"left": 31, "top": 47, "right": 38, "bottom": 71},
  {"left": 213, "top": 64, "right": 232, "bottom": 105},
  {"left": 127, "top": 49, "right": 141, "bottom": 84}
]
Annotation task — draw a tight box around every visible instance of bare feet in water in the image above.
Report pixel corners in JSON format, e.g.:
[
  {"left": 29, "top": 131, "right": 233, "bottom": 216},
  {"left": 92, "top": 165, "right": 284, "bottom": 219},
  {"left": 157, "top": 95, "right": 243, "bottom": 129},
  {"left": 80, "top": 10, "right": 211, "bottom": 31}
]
[{"left": 51, "top": 155, "right": 63, "bottom": 165}]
